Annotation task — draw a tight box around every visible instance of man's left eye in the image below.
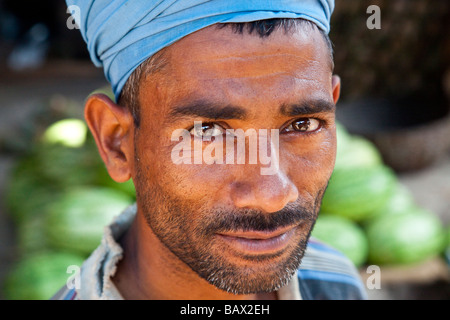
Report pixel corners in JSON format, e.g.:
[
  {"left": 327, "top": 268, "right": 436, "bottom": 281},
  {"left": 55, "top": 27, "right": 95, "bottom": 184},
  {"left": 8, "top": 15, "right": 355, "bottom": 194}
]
[{"left": 284, "top": 118, "right": 321, "bottom": 133}]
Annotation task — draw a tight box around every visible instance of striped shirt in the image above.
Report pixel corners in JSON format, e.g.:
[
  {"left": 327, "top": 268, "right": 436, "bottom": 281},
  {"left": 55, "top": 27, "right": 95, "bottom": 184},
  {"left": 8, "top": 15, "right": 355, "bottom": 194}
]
[{"left": 51, "top": 204, "right": 368, "bottom": 300}]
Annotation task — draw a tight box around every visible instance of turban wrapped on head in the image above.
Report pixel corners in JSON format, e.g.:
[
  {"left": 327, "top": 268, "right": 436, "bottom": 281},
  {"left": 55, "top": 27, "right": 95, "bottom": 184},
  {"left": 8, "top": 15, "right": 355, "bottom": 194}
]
[{"left": 66, "top": 0, "right": 335, "bottom": 100}]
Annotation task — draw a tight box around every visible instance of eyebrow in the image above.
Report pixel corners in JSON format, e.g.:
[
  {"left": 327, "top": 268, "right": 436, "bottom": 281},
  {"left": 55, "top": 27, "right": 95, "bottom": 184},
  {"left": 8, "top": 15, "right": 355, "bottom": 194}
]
[
  {"left": 168, "top": 98, "right": 335, "bottom": 122},
  {"left": 280, "top": 99, "right": 336, "bottom": 117},
  {"left": 169, "top": 101, "right": 247, "bottom": 120}
]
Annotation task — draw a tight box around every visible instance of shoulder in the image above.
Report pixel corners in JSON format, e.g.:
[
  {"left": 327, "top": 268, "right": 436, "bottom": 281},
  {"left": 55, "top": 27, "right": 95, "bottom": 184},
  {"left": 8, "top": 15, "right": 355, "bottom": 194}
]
[{"left": 297, "top": 238, "right": 368, "bottom": 300}]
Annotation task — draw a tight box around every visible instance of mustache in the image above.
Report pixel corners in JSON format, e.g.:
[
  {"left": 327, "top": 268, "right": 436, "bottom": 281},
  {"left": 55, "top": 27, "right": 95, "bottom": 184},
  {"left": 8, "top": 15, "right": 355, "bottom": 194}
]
[{"left": 201, "top": 203, "right": 316, "bottom": 235}]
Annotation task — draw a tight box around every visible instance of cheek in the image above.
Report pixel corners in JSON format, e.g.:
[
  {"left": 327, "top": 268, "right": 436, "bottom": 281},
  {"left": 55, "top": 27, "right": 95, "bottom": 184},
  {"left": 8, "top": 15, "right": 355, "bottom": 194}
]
[
  {"left": 285, "top": 134, "right": 337, "bottom": 198},
  {"left": 139, "top": 139, "right": 226, "bottom": 203},
  {"left": 163, "top": 159, "right": 232, "bottom": 203}
]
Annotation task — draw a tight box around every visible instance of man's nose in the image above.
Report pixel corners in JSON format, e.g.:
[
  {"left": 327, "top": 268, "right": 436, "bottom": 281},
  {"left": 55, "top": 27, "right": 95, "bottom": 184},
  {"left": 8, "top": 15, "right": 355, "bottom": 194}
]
[{"left": 230, "top": 169, "right": 299, "bottom": 213}]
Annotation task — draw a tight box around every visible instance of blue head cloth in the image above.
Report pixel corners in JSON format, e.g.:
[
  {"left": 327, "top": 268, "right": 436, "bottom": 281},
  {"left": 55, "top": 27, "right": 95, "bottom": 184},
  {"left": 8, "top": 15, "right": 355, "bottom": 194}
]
[{"left": 66, "top": 0, "right": 335, "bottom": 101}]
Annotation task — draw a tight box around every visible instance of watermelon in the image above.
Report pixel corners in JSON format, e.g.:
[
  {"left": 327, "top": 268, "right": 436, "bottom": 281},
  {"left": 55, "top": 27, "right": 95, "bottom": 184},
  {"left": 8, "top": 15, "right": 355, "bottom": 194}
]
[
  {"left": 5, "top": 157, "right": 58, "bottom": 223},
  {"left": 45, "top": 187, "right": 133, "bottom": 255},
  {"left": 320, "top": 165, "right": 397, "bottom": 221},
  {"left": 34, "top": 140, "right": 105, "bottom": 189},
  {"left": 334, "top": 136, "right": 383, "bottom": 170},
  {"left": 365, "top": 207, "right": 446, "bottom": 265},
  {"left": 362, "top": 182, "right": 416, "bottom": 224},
  {"left": 312, "top": 214, "right": 369, "bottom": 267},
  {"left": 3, "top": 252, "right": 85, "bottom": 300},
  {"left": 17, "top": 212, "right": 51, "bottom": 255},
  {"left": 335, "top": 121, "right": 352, "bottom": 147},
  {"left": 445, "top": 226, "right": 450, "bottom": 266}
]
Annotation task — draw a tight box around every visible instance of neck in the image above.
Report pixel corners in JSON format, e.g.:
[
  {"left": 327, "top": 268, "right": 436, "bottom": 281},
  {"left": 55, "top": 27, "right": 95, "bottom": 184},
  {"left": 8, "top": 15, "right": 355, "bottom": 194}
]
[{"left": 112, "top": 208, "right": 277, "bottom": 300}]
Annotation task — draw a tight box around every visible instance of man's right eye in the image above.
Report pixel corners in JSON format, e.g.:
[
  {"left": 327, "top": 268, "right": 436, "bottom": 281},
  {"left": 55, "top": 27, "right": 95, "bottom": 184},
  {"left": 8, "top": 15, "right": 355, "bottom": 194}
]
[{"left": 189, "top": 123, "right": 226, "bottom": 139}]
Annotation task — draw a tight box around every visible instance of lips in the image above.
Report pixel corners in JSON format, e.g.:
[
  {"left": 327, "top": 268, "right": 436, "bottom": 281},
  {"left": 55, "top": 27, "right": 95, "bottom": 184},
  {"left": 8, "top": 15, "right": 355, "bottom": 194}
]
[{"left": 216, "top": 225, "right": 299, "bottom": 255}]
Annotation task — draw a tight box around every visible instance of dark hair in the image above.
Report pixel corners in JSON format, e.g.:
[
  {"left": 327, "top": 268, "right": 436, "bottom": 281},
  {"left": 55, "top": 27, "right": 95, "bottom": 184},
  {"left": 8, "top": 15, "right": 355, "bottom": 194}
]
[{"left": 118, "top": 18, "right": 334, "bottom": 128}]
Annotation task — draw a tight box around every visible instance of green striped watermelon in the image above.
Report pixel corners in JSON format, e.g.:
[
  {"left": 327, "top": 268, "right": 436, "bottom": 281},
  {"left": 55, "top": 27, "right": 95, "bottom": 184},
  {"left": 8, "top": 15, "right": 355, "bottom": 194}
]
[
  {"left": 45, "top": 187, "right": 133, "bottom": 255},
  {"left": 320, "top": 165, "right": 397, "bottom": 221},
  {"left": 312, "top": 214, "right": 369, "bottom": 267},
  {"left": 365, "top": 207, "right": 446, "bottom": 265},
  {"left": 3, "top": 252, "right": 85, "bottom": 300}
]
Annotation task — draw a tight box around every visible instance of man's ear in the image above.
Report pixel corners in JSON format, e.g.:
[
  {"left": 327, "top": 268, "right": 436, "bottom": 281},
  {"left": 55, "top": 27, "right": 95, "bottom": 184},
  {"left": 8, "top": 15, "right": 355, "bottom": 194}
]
[
  {"left": 331, "top": 75, "right": 341, "bottom": 104},
  {"left": 84, "top": 93, "right": 134, "bottom": 183}
]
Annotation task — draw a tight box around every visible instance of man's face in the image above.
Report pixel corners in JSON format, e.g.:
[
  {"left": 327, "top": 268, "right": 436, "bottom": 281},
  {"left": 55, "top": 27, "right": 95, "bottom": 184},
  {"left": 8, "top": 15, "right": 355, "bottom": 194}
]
[{"left": 132, "top": 25, "right": 338, "bottom": 294}]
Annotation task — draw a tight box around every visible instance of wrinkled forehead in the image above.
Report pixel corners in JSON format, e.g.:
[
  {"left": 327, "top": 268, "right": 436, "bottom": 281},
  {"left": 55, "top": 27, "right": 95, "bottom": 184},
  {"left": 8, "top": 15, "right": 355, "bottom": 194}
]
[
  {"left": 138, "top": 24, "right": 333, "bottom": 119},
  {"left": 165, "top": 24, "right": 331, "bottom": 79}
]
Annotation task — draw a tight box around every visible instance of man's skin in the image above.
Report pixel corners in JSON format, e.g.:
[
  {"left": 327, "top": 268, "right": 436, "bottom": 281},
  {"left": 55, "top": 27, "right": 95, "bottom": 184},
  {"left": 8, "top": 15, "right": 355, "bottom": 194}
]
[{"left": 84, "top": 24, "right": 341, "bottom": 300}]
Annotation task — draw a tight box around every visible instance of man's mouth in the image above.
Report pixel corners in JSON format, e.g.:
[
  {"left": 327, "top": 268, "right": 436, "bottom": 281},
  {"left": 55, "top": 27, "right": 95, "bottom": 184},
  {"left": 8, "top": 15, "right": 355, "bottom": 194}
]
[{"left": 216, "top": 225, "right": 299, "bottom": 255}]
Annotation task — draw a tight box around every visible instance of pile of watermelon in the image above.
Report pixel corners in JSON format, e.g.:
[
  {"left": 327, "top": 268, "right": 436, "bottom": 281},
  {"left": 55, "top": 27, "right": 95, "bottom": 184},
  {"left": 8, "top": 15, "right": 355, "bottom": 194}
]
[
  {"left": 3, "top": 92, "right": 135, "bottom": 300},
  {"left": 312, "top": 122, "right": 449, "bottom": 268}
]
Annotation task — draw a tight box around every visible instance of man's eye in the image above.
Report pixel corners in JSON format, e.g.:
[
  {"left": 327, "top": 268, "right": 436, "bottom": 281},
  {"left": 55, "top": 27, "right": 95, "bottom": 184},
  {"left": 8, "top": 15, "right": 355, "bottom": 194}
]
[
  {"left": 284, "top": 118, "right": 321, "bottom": 133},
  {"left": 190, "top": 123, "right": 225, "bottom": 138}
]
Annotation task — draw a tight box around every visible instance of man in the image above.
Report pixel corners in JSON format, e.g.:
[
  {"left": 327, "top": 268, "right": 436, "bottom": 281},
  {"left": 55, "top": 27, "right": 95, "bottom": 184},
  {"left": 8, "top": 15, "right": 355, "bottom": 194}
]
[{"left": 54, "top": 0, "right": 367, "bottom": 300}]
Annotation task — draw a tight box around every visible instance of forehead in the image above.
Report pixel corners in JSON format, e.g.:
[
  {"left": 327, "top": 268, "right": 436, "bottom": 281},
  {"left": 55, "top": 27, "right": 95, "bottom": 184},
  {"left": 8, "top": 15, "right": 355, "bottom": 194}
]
[{"left": 140, "top": 24, "right": 333, "bottom": 117}]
